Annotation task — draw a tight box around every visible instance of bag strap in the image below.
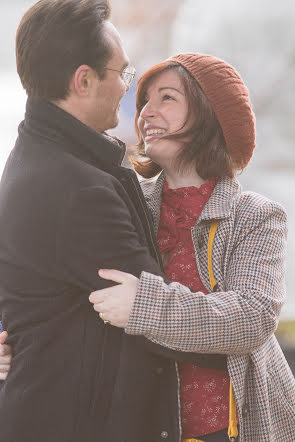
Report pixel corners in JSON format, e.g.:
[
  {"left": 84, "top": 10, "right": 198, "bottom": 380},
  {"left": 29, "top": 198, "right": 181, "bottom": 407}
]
[
  {"left": 208, "top": 220, "right": 239, "bottom": 442},
  {"left": 207, "top": 220, "right": 219, "bottom": 290}
]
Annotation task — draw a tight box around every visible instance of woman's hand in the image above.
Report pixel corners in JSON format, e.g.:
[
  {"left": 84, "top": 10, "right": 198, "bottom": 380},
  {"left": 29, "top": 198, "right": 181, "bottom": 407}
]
[
  {"left": 0, "top": 331, "right": 12, "bottom": 380},
  {"left": 89, "top": 269, "right": 139, "bottom": 328}
]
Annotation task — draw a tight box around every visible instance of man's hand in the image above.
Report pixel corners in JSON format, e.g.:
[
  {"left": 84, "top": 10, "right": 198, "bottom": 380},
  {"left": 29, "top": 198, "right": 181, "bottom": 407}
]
[
  {"left": 0, "top": 331, "right": 12, "bottom": 380},
  {"left": 89, "top": 269, "right": 139, "bottom": 328}
]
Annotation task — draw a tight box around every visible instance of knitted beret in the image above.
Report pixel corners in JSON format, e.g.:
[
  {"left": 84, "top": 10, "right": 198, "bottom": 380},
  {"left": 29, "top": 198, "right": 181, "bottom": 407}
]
[{"left": 168, "top": 53, "right": 256, "bottom": 169}]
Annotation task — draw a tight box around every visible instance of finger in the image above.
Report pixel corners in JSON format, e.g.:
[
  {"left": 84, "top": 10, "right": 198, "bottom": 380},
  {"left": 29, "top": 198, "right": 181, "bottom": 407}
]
[
  {"left": 89, "top": 291, "right": 108, "bottom": 304},
  {"left": 92, "top": 303, "right": 109, "bottom": 314},
  {"left": 0, "top": 364, "right": 11, "bottom": 373},
  {"left": 98, "top": 269, "right": 132, "bottom": 284},
  {"left": 0, "top": 354, "right": 12, "bottom": 364},
  {"left": 0, "top": 345, "right": 12, "bottom": 357},
  {"left": 0, "top": 331, "right": 8, "bottom": 345},
  {"left": 0, "top": 372, "right": 9, "bottom": 381}
]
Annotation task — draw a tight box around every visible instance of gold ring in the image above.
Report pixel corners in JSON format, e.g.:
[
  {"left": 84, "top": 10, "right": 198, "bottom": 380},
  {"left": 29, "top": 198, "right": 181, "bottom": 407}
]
[{"left": 99, "top": 312, "right": 111, "bottom": 325}]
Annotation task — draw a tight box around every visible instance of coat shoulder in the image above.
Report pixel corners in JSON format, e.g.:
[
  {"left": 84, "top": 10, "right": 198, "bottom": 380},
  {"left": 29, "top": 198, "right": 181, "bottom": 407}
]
[{"left": 235, "top": 190, "right": 287, "bottom": 224}]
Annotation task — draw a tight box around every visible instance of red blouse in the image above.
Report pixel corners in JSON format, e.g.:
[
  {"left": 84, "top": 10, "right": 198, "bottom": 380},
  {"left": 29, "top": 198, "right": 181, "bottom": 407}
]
[{"left": 157, "top": 179, "right": 230, "bottom": 438}]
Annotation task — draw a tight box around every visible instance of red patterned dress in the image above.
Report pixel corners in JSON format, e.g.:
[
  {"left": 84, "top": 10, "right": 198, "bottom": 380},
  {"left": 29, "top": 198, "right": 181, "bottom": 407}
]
[{"left": 157, "top": 179, "right": 230, "bottom": 438}]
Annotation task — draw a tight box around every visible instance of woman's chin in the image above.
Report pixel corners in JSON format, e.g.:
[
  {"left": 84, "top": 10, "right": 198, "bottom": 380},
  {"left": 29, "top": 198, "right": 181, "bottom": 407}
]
[
  {"left": 144, "top": 140, "right": 164, "bottom": 159},
  {"left": 145, "top": 147, "right": 161, "bottom": 165}
]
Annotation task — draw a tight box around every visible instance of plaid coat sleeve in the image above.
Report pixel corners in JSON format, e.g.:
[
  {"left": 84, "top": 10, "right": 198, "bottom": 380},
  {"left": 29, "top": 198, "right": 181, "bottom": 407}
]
[{"left": 126, "top": 196, "right": 288, "bottom": 355}]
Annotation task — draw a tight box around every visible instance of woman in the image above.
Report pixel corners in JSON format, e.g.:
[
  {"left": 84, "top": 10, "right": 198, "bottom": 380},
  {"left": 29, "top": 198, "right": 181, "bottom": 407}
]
[{"left": 89, "top": 53, "right": 295, "bottom": 441}]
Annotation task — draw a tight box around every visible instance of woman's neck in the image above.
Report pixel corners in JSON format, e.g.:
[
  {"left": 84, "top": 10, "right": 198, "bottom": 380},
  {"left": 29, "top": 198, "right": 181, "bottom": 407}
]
[{"left": 164, "top": 167, "right": 206, "bottom": 190}]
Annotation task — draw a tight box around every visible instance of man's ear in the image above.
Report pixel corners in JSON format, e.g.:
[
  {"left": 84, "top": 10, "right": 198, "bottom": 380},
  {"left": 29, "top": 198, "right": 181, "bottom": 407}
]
[{"left": 69, "top": 65, "right": 97, "bottom": 96}]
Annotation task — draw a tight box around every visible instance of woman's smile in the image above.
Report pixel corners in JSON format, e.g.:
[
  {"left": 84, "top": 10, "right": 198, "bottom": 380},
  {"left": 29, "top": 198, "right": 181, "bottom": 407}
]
[{"left": 144, "top": 127, "right": 167, "bottom": 142}]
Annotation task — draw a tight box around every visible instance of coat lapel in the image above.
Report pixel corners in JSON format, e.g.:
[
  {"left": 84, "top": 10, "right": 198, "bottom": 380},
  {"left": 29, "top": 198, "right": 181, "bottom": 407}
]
[
  {"left": 142, "top": 173, "right": 242, "bottom": 229},
  {"left": 141, "top": 173, "right": 242, "bottom": 294},
  {"left": 197, "top": 176, "right": 242, "bottom": 223},
  {"left": 140, "top": 172, "right": 165, "bottom": 235}
]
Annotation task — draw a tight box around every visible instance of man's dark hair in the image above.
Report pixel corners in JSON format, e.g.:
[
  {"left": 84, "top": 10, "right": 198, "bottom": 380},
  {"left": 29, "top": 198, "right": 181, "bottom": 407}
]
[{"left": 16, "top": 0, "right": 112, "bottom": 100}]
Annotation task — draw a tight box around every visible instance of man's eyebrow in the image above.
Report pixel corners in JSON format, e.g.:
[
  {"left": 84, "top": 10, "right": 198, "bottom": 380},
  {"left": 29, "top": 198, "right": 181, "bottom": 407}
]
[{"left": 158, "top": 87, "right": 184, "bottom": 95}]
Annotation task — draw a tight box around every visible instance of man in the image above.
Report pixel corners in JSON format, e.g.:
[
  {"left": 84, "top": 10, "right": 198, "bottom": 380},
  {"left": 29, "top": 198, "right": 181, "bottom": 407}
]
[{"left": 0, "top": 1, "right": 201, "bottom": 441}]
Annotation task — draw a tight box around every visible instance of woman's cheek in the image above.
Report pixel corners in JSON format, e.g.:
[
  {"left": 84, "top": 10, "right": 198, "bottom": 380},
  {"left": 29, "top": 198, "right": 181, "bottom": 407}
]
[{"left": 137, "top": 118, "right": 144, "bottom": 136}]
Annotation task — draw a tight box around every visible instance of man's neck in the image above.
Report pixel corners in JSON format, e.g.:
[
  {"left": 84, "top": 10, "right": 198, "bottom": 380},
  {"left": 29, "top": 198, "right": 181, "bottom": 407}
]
[{"left": 51, "top": 98, "right": 104, "bottom": 134}]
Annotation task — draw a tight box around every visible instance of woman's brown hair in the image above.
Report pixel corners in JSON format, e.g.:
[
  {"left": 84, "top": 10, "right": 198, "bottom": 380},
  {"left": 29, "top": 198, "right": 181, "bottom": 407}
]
[{"left": 131, "top": 62, "right": 234, "bottom": 180}]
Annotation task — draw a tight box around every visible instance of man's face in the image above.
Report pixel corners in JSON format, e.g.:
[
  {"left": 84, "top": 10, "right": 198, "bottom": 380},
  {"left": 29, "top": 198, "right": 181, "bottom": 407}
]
[{"left": 86, "top": 22, "right": 130, "bottom": 133}]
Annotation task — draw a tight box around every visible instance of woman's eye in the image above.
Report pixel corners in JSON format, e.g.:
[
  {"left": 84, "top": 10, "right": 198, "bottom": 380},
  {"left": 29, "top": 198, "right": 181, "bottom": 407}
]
[{"left": 163, "top": 94, "right": 175, "bottom": 101}]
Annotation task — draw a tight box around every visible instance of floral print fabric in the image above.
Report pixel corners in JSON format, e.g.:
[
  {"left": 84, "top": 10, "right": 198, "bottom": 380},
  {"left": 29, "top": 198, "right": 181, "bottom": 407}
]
[{"left": 158, "top": 179, "right": 230, "bottom": 438}]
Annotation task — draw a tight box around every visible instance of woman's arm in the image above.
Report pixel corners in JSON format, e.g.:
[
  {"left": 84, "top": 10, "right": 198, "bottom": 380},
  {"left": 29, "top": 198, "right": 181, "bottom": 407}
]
[{"left": 90, "top": 200, "right": 287, "bottom": 355}]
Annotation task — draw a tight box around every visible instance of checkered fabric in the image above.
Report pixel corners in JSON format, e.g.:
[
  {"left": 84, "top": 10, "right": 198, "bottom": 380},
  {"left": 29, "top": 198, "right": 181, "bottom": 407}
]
[{"left": 126, "top": 172, "right": 295, "bottom": 442}]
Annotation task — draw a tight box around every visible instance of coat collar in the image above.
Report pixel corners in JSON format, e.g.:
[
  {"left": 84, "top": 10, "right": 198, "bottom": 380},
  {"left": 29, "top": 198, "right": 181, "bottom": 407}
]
[
  {"left": 198, "top": 175, "right": 241, "bottom": 221},
  {"left": 22, "top": 99, "right": 126, "bottom": 169},
  {"left": 142, "top": 171, "right": 242, "bottom": 230}
]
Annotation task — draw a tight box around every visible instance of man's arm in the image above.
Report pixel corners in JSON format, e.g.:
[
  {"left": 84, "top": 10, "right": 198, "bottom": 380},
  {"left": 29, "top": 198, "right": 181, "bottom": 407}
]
[
  {"left": 57, "top": 183, "right": 202, "bottom": 364},
  {"left": 57, "top": 184, "right": 163, "bottom": 289},
  {"left": 0, "top": 182, "right": 204, "bottom": 372}
]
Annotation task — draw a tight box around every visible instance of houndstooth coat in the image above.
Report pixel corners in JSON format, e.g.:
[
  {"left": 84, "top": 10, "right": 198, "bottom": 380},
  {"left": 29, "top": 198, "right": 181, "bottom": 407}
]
[{"left": 126, "top": 172, "right": 295, "bottom": 442}]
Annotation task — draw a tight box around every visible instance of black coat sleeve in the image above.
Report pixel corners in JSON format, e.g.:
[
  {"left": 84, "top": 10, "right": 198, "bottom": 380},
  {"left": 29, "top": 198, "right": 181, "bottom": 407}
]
[
  {"left": 58, "top": 184, "right": 162, "bottom": 289},
  {"left": 57, "top": 183, "right": 202, "bottom": 364}
]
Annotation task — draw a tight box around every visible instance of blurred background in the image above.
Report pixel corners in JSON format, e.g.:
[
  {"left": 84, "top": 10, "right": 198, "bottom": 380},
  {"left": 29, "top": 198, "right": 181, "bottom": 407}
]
[{"left": 0, "top": 0, "right": 294, "bottom": 360}]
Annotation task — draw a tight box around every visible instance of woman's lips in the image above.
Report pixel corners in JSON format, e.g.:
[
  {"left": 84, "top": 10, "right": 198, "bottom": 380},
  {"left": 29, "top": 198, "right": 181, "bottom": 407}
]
[
  {"left": 144, "top": 128, "right": 166, "bottom": 142},
  {"left": 145, "top": 134, "right": 165, "bottom": 142}
]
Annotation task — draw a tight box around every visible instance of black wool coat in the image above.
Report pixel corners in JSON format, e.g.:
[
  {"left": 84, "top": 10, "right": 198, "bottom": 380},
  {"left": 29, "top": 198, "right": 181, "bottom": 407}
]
[{"left": 0, "top": 100, "right": 199, "bottom": 442}]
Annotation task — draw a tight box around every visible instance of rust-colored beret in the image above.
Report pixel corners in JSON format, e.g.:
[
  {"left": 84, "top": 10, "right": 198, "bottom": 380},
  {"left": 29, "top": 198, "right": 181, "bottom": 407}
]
[{"left": 168, "top": 53, "right": 256, "bottom": 169}]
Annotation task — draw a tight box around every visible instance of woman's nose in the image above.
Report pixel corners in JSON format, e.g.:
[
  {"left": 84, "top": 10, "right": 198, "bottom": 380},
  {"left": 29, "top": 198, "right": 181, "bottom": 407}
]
[{"left": 140, "top": 100, "right": 157, "bottom": 119}]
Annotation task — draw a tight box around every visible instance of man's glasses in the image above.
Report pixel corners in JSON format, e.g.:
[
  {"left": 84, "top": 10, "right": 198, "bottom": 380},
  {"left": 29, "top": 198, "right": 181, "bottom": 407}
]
[{"left": 104, "top": 66, "right": 136, "bottom": 87}]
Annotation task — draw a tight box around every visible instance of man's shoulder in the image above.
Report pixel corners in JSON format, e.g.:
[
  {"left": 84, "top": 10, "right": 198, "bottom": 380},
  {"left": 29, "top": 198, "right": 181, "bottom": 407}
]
[
  {"left": 1, "top": 135, "right": 124, "bottom": 219},
  {"left": 31, "top": 135, "right": 120, "bottom": 189}
]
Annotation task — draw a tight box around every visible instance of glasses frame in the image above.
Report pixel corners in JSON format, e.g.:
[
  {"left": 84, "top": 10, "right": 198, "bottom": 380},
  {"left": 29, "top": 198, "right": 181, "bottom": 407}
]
[{"left": 104, "top": 66, "right": 136, "bottom": 86}]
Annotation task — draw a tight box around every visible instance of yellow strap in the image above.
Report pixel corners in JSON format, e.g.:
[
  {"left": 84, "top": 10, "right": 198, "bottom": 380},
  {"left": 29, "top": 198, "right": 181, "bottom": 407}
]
[
  {"left": 207, "top": 220, "right": 219, "bottom": 289},
  {"left": 183, "top": 439, "right": 204, "bottom": 442},
  {"left": 228, "top": 381, "right": 239, "bottom": 439},
  {"left": 207, "top": 220, "right": 238, "bottom": 441}
]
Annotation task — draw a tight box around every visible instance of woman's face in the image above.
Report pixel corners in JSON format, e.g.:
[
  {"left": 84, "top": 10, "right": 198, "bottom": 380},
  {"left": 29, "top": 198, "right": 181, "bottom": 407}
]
[{"left": 137, "top": 69, "right": 189, "bottom": 170}]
